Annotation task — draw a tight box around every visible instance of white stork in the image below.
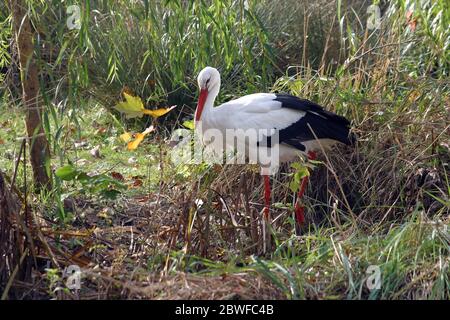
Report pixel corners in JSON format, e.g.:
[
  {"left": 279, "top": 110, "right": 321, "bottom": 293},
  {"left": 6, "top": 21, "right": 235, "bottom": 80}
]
[{"left": 194, "top": 66, "right": 354, "bottom": 236}]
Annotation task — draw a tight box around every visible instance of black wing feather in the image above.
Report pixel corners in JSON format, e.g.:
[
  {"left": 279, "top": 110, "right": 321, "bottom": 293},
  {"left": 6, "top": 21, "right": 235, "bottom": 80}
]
[{"left": 274, "top": 94, "right": 355, "bottom": 149}]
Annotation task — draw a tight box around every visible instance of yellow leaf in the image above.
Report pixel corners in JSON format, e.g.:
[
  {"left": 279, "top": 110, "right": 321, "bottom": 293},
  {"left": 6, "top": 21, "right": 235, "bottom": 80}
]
[
  {"left": 142, "top": 105, "right": 177, "bottom": 118},
  {"left": 114, "top": 92, "right": 145, "bottom": 119},
  {"left": 119, "top": 132, "right": 132, "bottom": 143},
  {"left": 127, "top": 134, "right": 145, "bottom": 150},
  {"left": 114, "top": 90, "right": 177, "bottom": 119},
  {"left": 127, "top": 126, "right": 155, "bottom": 150}
]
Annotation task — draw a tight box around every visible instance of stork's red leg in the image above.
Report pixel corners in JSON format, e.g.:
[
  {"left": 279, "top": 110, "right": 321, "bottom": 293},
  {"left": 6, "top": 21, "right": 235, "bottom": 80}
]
[
  {"left": 262, "top": 174, "right": 273, "bottom": 253},
  {"left": 263, "top": 174, "right": 271, "bottom": 222},
  {"left": 294, "top": 151, "right": 317, "bottom": 229}
]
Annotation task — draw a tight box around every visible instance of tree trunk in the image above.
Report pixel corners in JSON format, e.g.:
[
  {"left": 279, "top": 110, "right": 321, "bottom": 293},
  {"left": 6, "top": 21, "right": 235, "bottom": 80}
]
[{"left": 10, "top": 0, "right": 52, "bottom": 191}]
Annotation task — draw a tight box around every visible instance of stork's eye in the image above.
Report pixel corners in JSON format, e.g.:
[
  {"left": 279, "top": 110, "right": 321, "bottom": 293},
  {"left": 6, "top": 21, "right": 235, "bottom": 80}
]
[{"left": 206, "top": 78, "right": 211, "bottom": 86}]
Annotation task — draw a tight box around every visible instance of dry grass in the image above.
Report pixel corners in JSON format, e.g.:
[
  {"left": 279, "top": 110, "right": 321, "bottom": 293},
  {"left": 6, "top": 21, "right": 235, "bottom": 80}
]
[{"left": 1, "top": 187, "right": 285, "bottom": 299}]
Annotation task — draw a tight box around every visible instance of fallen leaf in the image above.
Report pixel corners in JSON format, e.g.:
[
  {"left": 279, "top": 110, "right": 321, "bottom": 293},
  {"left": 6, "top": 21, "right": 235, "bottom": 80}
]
[
  {"left": 114, "top": 92, "right": 146, "bottom": 119},
  {"left": 110, "top": 171, "right": 125, "bottom": 182},
  {"left": 120, "top": 132, "right": 132, "bottom": 143},
  {"left": 127, "top": 126, "right": 155, "bottom": 150},
  {"left": 114, "top": 90, "right": 177, "bottom": 119},
  {"left": 131, "top": 178, "right": 143, "bottom": 188},
  {"left": 142, "top": 105, "right": 177, "bottom": 118},
  {"left": 127, "top": 133, "right": 145, "bottom": 150}
]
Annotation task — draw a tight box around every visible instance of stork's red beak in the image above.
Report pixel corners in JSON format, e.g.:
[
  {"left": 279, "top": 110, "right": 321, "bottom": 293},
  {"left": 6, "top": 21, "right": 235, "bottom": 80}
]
[{"left": 195, "top": 88, "right": 208, "bottom": 122}]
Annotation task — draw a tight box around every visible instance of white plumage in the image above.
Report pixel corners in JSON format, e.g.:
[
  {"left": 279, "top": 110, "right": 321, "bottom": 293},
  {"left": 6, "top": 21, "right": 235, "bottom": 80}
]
[{"left": 194, "top": 66, "right": 354, "bottom": 244}]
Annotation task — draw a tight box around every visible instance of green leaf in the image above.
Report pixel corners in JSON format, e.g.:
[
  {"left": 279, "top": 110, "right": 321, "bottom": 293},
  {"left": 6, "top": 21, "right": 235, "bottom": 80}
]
[
  {"left": 289, "top": 179, "right": 299, "bottom": 193},
  {"left": 296, "top": 166, "right": 310, "bottom": 180},
  {"left": 290, "top": 162, "right": 303, "bottom": 170},
  {"left": 114, "top": 92, "right": 145, "bottom": 119},
  {"left": 101, "top": 189, "right": 122, "bottom": 200},
  {"left": 289, "top": 162, "right": 310, "bottom": 192},
  {"left": 55, "top": 165, "right": 78, "bottom": 181},
  {"left": 183, "top": 120, "right": 195, "bottom": 130}
]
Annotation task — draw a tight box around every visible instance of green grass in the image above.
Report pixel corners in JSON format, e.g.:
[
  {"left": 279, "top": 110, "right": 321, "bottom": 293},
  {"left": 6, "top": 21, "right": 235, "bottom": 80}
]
[{"left": 250, "top": 213, "right": 449, "bottom": 299}]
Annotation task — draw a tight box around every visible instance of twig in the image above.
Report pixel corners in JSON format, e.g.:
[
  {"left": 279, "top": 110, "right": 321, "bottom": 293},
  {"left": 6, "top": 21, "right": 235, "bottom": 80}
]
[{"left": 1, "top": 248, "right": 28, "bottom": 300}]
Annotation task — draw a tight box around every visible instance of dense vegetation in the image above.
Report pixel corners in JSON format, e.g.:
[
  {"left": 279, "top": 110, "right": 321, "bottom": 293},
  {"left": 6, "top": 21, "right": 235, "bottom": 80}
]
[{"left": 0, "top": 0, "right": 449, "bottom": 299}]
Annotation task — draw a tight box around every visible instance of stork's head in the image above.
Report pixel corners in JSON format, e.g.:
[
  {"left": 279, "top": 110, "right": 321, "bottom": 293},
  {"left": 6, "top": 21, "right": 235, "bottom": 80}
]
[
  {"left": 196, "top": 67, "right": 220, "bottom": 121},
  {"left": 197, "top": 66, "right": 220, "bottom": 91}
]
